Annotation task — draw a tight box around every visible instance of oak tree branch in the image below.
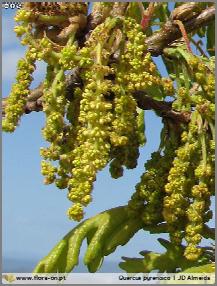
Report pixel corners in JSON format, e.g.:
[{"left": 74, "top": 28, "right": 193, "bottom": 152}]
[{"left": 146, "top": 5, "right": 215, "bottom": 56}]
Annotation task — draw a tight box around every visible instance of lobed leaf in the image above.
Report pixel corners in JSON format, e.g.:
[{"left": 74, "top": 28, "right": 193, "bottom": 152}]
[{"left": 33, "top": 206, "right": 143, "bottom": 273}]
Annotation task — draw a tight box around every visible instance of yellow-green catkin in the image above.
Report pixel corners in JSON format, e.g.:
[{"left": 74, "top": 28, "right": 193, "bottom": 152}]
[
  {"left": 163, "top": 113, "right": 201, "bottom": 245},
  {"left": 66, "top": 19, "right": 120, "bottom": 221},
  {"left": 67, "top": 63, "right": 113, "bottom": 220},
  {"left": 184, "top": 115, "right": 213, "bottom": 261},
  {"left": 161, "top": 51, "right": 215, "bottom": 252},
  {"left": 3, "top": 49, "right": 36, "bottom": 132},
  {"left": 109, "top": 17, "right": 174, "bottom": 178},
  {"left": 128, "top": 137, "right": 177, "bottom": 226},
  {"left": 40, "top": 65, "right": 67, "bottom": 184},
  {"left": 109, "top": 19, "right": 144, "bottom": 177},
  {"left": 189, "top": 56, "right": 215, "bottom": 102}
]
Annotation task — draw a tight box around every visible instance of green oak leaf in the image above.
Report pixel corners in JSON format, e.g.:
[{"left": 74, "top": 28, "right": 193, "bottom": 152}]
[
  {"left": 33, "top": 206, "right": 143, "bottom": 273},
  {"left": 119, "top": 239, "right": 211, "bottom": 273}
]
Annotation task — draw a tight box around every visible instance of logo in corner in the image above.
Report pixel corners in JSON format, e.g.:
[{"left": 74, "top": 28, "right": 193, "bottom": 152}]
[{"left": 2, "top": 274, "right": 16, "bottom": 283}]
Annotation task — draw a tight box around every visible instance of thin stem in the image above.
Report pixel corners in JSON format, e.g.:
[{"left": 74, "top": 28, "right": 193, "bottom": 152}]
[
  {"left": 36, "top": 14, "right": 68, "bottom": 25},
  {"left": 190, "top": 38, "right": 208, "bottom": 57},
  {"left": 208, "top": 121, "right": 215, "bottom": 139},
  {"left": 96, "top": 42, "right": 102, "bottom": 65},
  {"left": 173, "top": 20, "right": 192, "bottom": 53},
  {"left": 200, "top": 131, "right": 207, "bottom": 167},
  {"left": 67, "top": 33, "right": 75, "bottom": 46}
]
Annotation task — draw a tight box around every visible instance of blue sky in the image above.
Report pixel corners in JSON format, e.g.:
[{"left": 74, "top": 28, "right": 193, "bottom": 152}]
[{"left": 2, "top": 6, "right": 214, "bottom": 272}]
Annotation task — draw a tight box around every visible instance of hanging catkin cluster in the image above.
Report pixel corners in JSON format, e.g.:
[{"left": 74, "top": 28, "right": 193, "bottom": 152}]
[
  {"left": 2, "top": 3, "right": 215, "bottom": 272},
  {"left": 127, "top": 50, "right": 215, "bottom": 262},
  {"left": 4, "top": 3, "right": 175, "bottom": 221},
  {"left": 3, "top": 5, "right": 214, "bottom": 267},
  {"left": 2, "top": 48, "right": 37, "bottom": 132},
  {"left": 109, "top": 17, "right": 174, "bottom": 178},
  {"left": 164, "top": 54, "right": 214, "bottom": 261},
  {"left": 127, "top": 115, "right": 176, "bottom": 221}
]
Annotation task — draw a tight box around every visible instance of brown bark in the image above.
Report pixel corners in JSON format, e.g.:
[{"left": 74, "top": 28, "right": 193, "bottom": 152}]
[
  {"left": 2, "top": 84, "right": 190, "bottom": 125},
  {"left": 146, "top": 5, "right": 215, "bottom": 56},
  {"left": 134, "top": 91, "right": 190, "bottom": 124}
]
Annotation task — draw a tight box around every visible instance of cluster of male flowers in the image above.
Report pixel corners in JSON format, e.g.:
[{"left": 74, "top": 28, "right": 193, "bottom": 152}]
[
  {"left": 3, "top": 3, "right": 214, "bottom": 263},
  {"left": 127, "top": 50, "right": 215, "bottom": 261},
  {"left": 3, "top": 3, "right": 174, "bottom": 222}
]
